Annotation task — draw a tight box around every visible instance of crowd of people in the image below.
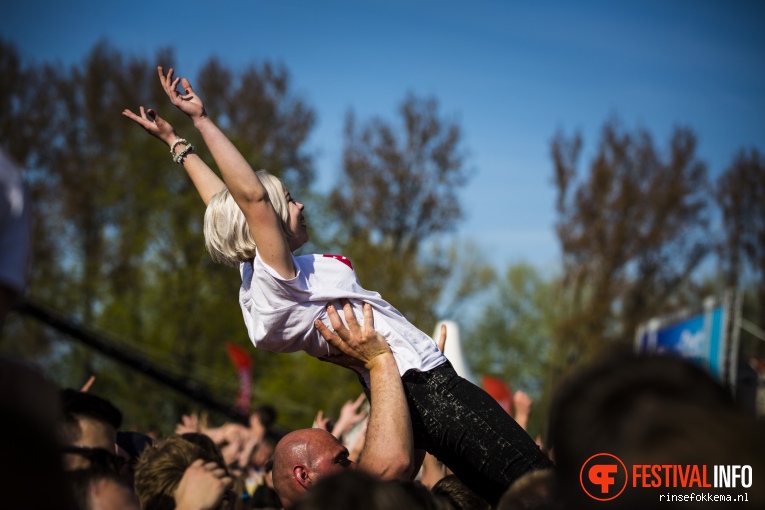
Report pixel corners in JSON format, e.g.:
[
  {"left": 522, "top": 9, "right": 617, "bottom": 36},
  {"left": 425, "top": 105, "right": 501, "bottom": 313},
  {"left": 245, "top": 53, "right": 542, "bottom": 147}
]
[
  {"left": 2, "top": 301, "right": 764, "bottom": 509},
  {"left": 1, "top": 63, "right": 764, "bottom": 509}
]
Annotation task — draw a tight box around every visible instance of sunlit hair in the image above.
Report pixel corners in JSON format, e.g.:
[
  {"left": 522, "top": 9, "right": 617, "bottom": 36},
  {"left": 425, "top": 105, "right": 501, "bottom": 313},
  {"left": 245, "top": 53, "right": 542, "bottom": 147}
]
[
  {"left": 204, "top": 169, "right": 295, "bottom": 267},
  {"left": 134, "top": 436, "right": 229, "bottom": 510}
]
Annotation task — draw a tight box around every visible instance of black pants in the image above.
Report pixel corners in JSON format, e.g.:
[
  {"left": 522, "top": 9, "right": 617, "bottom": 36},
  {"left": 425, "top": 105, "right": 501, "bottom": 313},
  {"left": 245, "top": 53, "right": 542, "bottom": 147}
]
[{"left": 402, "top": 361, "right": 552, "bottom": 507}]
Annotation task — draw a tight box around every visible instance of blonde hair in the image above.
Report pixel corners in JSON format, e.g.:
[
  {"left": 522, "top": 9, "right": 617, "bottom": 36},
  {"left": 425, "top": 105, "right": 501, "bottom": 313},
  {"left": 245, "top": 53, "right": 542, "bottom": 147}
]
[{"left": 203, "top": 169, "right": 295, "bottom": 267}]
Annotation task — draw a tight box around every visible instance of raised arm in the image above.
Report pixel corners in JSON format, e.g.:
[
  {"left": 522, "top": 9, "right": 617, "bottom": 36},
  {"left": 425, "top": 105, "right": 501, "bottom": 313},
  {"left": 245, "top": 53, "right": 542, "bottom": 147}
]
[
  {"left": 158, "top": 66, "right": 295, "bottom": 278},
  {"left": 315, "top": 301, "right": 414, "bottom": 480},
  {"left": 121, "top": 106, "right": 225, "bottom": 205}
]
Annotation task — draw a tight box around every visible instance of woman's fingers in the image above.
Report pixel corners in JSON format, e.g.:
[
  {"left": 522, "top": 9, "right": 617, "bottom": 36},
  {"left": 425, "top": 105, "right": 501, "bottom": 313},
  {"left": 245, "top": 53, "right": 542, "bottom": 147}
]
[
  {"left": 181, "top": 77, "right": 195, "bottom": 97},
  {"left": 122, "top": 108, "right": 150, "bottom": 129}
]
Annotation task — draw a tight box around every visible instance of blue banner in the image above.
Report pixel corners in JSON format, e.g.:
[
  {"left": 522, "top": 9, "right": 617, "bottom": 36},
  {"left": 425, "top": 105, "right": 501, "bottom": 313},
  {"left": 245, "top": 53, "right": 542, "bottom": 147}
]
[{"left": 636, "top": 303, "right": 727, "bottom": 381}]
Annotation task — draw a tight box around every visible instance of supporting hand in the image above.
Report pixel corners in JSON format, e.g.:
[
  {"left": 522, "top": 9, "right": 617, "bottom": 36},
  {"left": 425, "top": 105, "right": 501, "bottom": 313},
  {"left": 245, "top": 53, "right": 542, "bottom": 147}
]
[{"left": 314, "top": 300, "right": 391, "bottom": 371}]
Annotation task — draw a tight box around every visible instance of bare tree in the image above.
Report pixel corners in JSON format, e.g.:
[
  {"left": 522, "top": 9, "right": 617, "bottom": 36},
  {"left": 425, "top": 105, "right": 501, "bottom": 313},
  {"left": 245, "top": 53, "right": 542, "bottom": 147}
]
[
  {"left": 330, "top": 94, "right": 474, "bottom": 328},
  {"left": 552, "top": 118, "right": 711, "bottom": 359},
  {"left": 333, "top": 94, "right": 471, "bottom": 253}
]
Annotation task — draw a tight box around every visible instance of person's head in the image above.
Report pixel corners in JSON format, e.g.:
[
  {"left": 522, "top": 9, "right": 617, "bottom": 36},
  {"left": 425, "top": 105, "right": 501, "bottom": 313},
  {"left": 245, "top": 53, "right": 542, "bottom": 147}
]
[
  {"left": 179, "top": 432, "right": 227, "bottom": 469},
  {"left": 0, "top": 358, "right": 79, "bottom": 510},
  {"left": 547, "top": 353, "right": 765, "bottom": 508},
  {"left": 290, "top": 469, "right": 422, "bottom": 510},
  {"left": 68, "top": 469, "right": 140, "bottom": 510},
  {"left": 252, "top": 403, "right": 277, "bottom": 430},
  {"left": 116, "top": 431, "right": 155, "bottom": 488},
  {"left": 59, "top": 388, "right": 123, "bottom": 471},
  {"left": 496, "top": 469, "right": 556, "bottom": 510},
  {"left": 272, "top": 428, "right": 356, "bottom": 508},
  {"left": 250, "top": 437, "right": 275, "bottom": 470},
  {"left": 134, "top": 435, "right": 231, "bottom": 510},
  {"left": 204, "top": 170, "right": 308, "bottom": 267},
  {"left": 432, "top": 474, "right": 490, "bottom": 510}
]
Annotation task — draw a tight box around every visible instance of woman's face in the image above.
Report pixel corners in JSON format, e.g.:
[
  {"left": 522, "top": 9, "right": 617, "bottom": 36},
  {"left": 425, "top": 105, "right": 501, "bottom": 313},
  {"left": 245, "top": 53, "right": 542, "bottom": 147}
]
[{"left": 284, "top": 188, "right": 309, "bottom": 251}]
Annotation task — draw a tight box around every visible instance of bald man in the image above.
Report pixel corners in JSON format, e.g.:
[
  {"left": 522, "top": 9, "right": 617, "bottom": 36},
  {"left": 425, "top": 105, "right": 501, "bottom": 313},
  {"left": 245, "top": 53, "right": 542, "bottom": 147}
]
[{"left": 272, "top": 301, "right": 414, "bottom": 508}]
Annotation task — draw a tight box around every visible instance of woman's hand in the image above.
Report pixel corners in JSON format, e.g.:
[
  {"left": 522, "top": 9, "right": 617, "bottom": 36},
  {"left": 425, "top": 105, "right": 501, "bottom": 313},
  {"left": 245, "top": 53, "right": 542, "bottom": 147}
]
[
  {"left": 158, "top": 66, "right": 207, "bottom": 121},
  {"left": 122, "top": 106, "right": 180, "bottom": 147}
]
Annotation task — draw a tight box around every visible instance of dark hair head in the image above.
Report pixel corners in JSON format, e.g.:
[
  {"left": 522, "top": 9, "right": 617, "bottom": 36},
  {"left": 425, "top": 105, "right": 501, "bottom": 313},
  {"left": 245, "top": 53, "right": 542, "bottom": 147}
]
[
  {"left": 179, "top": 432, "right": 227, "bottom": 469},
  {"left": 254, "top": 404, "right": 278, "bottom": 429},
  {"left": 432, "top": 475, "right": 490, "bottom": 510},
  {"left": 60, "top": 388, "right": 123, "bottom": 442},
  {"left": 547, "top": 353, "right": 765, "bottom": 508},
  {"left": 291, "top": 470, "right": 422, "bottom": 510},
  {"left": 116, "top": 431, "right": 154, "bottom": 465},
  {"left": 496, "top": 469, "right": 556, "bottom": 510},
  {"left": 67, "top": 469, "right": 132, "bottom": 510}
]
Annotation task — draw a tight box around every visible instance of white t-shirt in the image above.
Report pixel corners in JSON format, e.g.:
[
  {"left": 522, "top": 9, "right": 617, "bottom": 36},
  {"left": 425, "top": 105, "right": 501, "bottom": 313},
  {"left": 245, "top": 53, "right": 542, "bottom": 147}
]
[{"left": 239, "top": 251, "right": 446, "bottom": 378}]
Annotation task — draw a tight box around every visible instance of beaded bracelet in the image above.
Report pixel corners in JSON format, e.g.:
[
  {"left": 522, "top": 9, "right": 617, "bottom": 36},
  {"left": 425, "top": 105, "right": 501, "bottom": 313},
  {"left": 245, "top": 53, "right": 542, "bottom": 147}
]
[
  {"left": 173, "top": 144, "right": 195, "bottom": 164},
  {"left": 170, "top": 138, "right": 188, "bottom": 155}
]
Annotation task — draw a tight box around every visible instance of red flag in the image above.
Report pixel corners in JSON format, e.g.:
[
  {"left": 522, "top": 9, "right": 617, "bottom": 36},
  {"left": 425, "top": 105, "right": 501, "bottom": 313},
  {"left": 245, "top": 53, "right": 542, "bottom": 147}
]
[
  {"left": 226, "top": 343, "right": 253, "bottom": 415},
  {"left": 481, "top": 376, "right": 513, "bottom": 415}
]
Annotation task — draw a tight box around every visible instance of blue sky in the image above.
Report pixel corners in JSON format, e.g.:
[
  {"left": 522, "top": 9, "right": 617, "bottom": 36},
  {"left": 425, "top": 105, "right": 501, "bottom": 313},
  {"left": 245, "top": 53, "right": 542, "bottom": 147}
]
[{"left": 3, "top": 0, "right": 764, "bottom": 272}]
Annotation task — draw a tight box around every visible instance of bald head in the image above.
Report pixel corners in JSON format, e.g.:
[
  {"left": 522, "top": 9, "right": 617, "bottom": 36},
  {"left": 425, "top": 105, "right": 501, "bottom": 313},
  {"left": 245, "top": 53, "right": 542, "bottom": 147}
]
[{"left": 273, "top": 429, "right": 356, "bottom": 508}]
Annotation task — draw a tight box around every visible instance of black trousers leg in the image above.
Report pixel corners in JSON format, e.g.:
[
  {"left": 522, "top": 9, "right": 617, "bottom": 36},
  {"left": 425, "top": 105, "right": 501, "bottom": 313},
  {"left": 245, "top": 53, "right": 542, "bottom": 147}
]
[{"left": 402, "top": 362, "right": 552, "bottom": 507}]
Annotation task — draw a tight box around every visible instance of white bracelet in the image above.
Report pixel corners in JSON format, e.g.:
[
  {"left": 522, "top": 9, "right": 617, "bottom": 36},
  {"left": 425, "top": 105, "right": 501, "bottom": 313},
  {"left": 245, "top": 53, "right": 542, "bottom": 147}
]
[
  {"left": 174, "top": 144, "right": 195, "bottom": 164},
  {"left": 170, "top": 138, "right": 189, "bottom": 155}
]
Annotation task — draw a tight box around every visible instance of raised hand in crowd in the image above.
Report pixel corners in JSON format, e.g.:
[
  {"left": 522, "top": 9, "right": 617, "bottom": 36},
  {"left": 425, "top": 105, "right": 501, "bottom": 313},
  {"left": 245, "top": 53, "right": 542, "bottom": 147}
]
[
  {"left": 312, "top": 409, "right": 332, "bottom": 432},
  {"left": 346, "top": 416, "right": 368, "bottom": 463},
  {"left": 175, "top": 413, "right": 202, "bottom": 435},
  {"left": 512, "top": 390, "right": 533, "bottom": 432},
  {"left": 79, "top": 375, "right": 95, "bottom": 392},
  {"left": 437, "top": 324, "right": 447, "bottom": 353},
  {"left": 173, "top": 459, "right": 233, "bottom": 510},
  {"left": 331, "top": 393, "right": 368, "bottom": 440}
]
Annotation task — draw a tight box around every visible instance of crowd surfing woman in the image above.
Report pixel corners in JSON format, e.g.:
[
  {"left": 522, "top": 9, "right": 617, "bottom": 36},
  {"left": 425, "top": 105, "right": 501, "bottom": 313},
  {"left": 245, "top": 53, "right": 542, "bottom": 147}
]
[{"left": 123, "top": 66, "right": 551, "bottom": 506}]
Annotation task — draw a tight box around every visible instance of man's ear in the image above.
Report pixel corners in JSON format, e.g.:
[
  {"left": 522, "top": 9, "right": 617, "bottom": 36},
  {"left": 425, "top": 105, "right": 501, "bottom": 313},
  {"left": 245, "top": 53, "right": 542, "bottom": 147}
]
[{"left": 293, "top": 465, "right": 313, "bottom": 489}]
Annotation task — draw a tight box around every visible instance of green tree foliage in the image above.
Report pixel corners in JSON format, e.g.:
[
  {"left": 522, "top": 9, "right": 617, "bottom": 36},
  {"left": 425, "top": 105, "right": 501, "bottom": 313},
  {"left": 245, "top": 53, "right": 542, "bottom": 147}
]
[
  {"left": 193, "top": 58, "right": 316, "bottom": 197},
  {"left": 551, "top": 119, "right": 711, "bottom": 362},
  {"left": 330, "top": 94, "right": 476, "bottom": 330},
  {"left": 463, "top": 263, "right": 559, "bottom": 437},
  {"left": 0, "top": 39, "right": 356, "bottom": 432},
  {"left": 716, "top": 148, "right": 765, "bottom": 360},
  {"left": 716, "top": 149, "right": 765, "bottom": 320}
]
